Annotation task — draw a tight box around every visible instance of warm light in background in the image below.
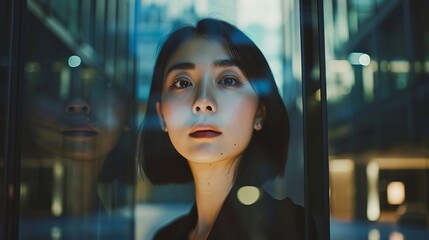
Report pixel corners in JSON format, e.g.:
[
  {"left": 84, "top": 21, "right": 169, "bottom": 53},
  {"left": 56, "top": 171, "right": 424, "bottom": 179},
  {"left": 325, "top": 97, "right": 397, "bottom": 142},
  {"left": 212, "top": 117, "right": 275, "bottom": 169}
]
[
  {"left": 330, "top": 159, "right": 354, "bottom": 173},
  {"left": 51, "top": 162, "right": 64, "bottom": 216},
  {"left": 387, "top": 181, "right": 405, "bottom": 205},
  {"left": 329, "top": 159, "right": 355, "bottom": 220},
  {"left": 362, "top": 62, "right": 376, "bottom": 102},
  {"left": 367, "top": 161, "right": 380, "bottom": 221},
  {"left": 368, "top": 229, "right": 381, "bottom": 240},
  {"left": 237, "top": 186, "right": 261, "bottom": 205},
  {"left": 389, "top": 231, "right": 405, "bottom": 240},
  {"left": 50, "top": 227, "right": 61, "bottom": 240},
  {"left": 374, "top": 158, "right": 429, "bottom": 169}
]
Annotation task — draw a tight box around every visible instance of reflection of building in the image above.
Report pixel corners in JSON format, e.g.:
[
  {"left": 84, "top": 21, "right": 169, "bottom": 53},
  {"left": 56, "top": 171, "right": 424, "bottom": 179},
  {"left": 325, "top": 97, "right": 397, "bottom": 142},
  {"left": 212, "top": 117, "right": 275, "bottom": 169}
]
[
  {"left": 136, "top": 2, "right": 199, "bottom": 102},
  {"left": 3, "top": 0, "right": 138, "bottom": 238},
  {"left": 135, "top": 3, "right": 168, "bottom": 101},
  {"left": 326, "top": 0, "right": 429, "bottom": 231}
]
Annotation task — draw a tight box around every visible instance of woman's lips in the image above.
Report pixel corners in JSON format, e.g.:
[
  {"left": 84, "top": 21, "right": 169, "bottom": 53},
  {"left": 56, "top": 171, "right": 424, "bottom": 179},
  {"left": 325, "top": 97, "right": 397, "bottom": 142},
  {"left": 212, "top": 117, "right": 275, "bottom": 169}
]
[
  {"left": 189, "top": 124, "right": 222, "bottom": 139},
  {"left": 62, "top": 127, "right": 98, "bottom": 137},
  {"left": 189, "top": 130, "right": 222, "bottom": 138}
]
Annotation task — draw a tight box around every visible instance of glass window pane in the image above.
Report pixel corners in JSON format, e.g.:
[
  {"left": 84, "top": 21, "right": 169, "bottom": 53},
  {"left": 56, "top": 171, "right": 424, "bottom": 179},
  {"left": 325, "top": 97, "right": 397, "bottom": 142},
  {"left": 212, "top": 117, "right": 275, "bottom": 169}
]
[
  {"left": 7, "top": 0, "right": 322, "bottom": 238},
  {"left": 18, "top": 0, "right": 136, "bottom": 238},
  {"left": 135, "top": 0, "right": 311, "bottom": 239},
  {"left": 325, "top": 0, "right": 429, "bottom": 239}
]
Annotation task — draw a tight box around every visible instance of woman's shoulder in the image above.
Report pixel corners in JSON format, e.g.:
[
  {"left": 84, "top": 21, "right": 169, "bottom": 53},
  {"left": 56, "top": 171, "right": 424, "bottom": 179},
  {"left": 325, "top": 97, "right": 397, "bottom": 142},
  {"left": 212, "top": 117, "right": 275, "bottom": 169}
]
[
  {"left": 153, "top": 205, "right": 196, "bottom": 240},
  {"left": 153, "top": 215, "right": 188, "bottom": 240},
  {"left": 253, "top": 192, "right": 317, "bottom": 239},
  {"left": 259, "top": 192, "right": 306, "bottom": 218}
]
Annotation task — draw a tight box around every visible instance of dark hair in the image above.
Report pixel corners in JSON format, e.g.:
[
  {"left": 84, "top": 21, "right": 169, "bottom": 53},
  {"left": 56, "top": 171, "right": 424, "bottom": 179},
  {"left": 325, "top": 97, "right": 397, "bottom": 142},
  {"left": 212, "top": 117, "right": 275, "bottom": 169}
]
[{"left": 138, "top": 18, "right": 289, "bottom": 186}]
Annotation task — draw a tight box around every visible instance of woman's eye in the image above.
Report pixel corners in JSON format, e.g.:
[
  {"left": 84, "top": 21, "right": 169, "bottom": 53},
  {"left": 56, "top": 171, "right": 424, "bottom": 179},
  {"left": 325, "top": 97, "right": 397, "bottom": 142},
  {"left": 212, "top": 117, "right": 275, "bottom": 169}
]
[
  {"left": 218, "top": 76, "right": 242, "bottom": 87},
  {"left": 171, "top": 79, "right": 192, "bottom": 89}
]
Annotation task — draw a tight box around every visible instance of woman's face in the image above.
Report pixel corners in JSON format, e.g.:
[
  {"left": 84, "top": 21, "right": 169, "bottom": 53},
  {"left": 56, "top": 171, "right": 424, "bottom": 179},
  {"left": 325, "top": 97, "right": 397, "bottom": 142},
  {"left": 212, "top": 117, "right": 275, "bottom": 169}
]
[
  {"left": 157, "top": 38, "right": 263, "bottom": 165},
  {"left": 25, "top": 66, "right": 126, "bottom": 161}
]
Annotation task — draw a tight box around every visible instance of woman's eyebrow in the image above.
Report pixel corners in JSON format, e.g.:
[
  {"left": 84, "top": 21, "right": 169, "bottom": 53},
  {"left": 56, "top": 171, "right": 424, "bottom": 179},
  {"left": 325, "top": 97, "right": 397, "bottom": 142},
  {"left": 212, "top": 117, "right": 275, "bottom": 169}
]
[
  {"left": 213, "top": 59, "right": 240, "bottom": 68},
  {"left": 165, "top": 62, "right": 195, "bottom": 75},
  {"left": 165, "top": 60, "right": 239, "bottom": 76}
]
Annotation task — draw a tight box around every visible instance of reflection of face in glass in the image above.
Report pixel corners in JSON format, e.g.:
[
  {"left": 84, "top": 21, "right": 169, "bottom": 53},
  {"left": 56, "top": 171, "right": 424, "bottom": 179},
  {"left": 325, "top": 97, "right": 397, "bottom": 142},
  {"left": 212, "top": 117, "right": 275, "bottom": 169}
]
[
  {"left": 25, "top": 64, "right": 126, "bottom": 161},
  {"left": 157, "top": 38, "right": 263, "bottom": 165}
]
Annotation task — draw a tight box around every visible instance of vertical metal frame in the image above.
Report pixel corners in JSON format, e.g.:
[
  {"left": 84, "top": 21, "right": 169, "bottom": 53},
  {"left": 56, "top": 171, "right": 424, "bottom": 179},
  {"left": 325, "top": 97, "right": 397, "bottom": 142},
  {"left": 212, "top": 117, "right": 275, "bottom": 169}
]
[
  {"left": 2, "top": 0, "right": 27, "bottom": 239},
  {"left": 299, "top": 0, "right": 330, "bottom": 239}
]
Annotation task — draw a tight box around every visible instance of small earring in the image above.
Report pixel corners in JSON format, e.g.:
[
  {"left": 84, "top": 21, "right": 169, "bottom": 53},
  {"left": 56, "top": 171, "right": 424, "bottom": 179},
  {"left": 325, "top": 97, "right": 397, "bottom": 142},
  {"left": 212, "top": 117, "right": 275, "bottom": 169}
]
[
  {"left": 254, "top": 122, "right": 262, "bottom": 130},
  {"left": 160, "top": 121, "right": 168, "bottom": 132}
]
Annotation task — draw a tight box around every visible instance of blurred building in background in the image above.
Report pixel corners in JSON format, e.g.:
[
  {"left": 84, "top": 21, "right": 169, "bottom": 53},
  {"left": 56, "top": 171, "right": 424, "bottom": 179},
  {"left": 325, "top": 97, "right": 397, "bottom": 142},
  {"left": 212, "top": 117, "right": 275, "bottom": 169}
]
[{"left": 325, "top": 0, "right": 429, "bottom": 239}]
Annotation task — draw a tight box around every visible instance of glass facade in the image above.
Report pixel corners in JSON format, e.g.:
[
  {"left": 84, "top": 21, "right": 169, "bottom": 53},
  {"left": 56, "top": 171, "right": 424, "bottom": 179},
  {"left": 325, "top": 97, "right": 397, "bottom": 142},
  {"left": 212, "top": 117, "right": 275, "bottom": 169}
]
[
  {"left": 134, "top": 0, "right": 318, "bottom": 238},
  {"left": 2, "top": 0, "right": 137, "bottom": 239},
  {"left": 1, "top": 0, "right": 428, "bottom": 239},
  {"left": 325, "top": 0, "right": 429, "bottom": 239}
]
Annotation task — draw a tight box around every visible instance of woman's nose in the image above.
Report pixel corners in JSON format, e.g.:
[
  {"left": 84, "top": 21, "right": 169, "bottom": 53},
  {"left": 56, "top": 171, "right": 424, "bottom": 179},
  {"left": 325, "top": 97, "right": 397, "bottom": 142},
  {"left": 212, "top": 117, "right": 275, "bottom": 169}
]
[
  {"left": 193, "top": 101, "right": 215, "bottom": 114},
  {"left": 65, "top": 99, "right": 91, "bottom": 114},
  {"left": 192, "top": 85, "right": 217, "bottom": 114}
]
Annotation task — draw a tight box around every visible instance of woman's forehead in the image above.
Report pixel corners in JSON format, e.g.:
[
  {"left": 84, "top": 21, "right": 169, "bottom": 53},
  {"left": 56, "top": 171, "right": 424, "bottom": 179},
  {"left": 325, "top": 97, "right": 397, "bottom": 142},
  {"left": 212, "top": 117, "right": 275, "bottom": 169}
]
[{"left": 165, "top": 37, "right": 231, "bottom": 69}]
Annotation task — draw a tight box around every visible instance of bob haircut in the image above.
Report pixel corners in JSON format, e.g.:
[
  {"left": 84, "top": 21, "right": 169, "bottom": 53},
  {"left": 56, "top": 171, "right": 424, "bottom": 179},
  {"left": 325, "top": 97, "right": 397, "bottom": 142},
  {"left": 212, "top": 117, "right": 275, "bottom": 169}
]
[{"left": 139, "top": 18, "right": 290, "bottom": 186}]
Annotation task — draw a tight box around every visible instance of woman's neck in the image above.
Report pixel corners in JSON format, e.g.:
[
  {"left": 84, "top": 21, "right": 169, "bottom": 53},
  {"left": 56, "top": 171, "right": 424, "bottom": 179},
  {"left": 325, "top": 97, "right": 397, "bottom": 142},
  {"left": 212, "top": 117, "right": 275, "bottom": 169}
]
[
  {"left": 63, "top": 157, "right": 104, "bottom": 216},
  {"left": 188, "top": 158, "right": 240, "bottom": 240}
]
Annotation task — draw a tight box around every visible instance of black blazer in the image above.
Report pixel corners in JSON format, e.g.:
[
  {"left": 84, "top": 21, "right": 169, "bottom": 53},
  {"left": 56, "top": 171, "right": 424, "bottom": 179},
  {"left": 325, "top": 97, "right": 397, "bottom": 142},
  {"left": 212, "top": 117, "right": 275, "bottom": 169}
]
[{"left": 153, "top": 187, "right": 318, "bottom": 240}]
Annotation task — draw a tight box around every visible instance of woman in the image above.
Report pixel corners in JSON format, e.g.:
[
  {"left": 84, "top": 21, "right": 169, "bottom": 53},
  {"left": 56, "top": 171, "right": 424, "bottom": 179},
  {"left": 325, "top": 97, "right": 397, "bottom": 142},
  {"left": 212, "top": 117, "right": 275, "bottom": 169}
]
[{"left": 139, "top": 18, "right": 316, "bottom": 240}]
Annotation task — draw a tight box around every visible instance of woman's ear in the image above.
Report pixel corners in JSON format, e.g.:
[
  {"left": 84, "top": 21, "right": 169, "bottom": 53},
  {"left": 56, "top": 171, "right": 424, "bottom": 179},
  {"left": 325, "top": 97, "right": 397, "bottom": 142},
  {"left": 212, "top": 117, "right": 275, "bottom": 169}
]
[
  {"left": 254, "top": 104, "right": 266, "bottom": 131},
  {"left": 156, "top": 102, "right": 168, "bottom": 132}
]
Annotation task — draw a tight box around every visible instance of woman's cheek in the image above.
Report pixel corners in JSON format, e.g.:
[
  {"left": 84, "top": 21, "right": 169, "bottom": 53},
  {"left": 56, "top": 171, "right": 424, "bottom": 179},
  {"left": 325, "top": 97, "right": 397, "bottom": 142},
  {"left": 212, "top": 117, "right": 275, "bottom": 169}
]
[{"left": 162, "top": 101, "right": 190, "bottom": 130}]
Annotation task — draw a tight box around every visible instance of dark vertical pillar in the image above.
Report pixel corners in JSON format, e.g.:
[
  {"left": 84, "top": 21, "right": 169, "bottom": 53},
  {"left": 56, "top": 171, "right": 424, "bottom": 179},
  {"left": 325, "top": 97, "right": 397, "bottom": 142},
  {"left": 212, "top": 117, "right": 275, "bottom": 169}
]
[
  {"left": 354, "top": 164, "right": 368, "bottom": 220},
  {"left": 299, "top": 0, "right": 330, "bottom": 239},
  {"left": 1, "top": 0, "right": 27, "bottom": 239}
]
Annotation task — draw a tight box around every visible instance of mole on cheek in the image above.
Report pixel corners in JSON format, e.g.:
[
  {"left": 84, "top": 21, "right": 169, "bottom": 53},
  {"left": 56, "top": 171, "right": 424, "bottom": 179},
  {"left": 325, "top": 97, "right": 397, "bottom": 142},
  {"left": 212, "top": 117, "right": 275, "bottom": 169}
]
[{"left": 234, "top": 144, "right": 236, "bottom": 146}]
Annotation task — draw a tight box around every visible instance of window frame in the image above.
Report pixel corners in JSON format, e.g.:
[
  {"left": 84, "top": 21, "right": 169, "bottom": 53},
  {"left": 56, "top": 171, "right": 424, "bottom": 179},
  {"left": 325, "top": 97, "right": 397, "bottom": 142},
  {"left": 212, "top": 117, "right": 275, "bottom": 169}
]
[{"left": 299, "top": 0, "right": 330, "bottom": 239}]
